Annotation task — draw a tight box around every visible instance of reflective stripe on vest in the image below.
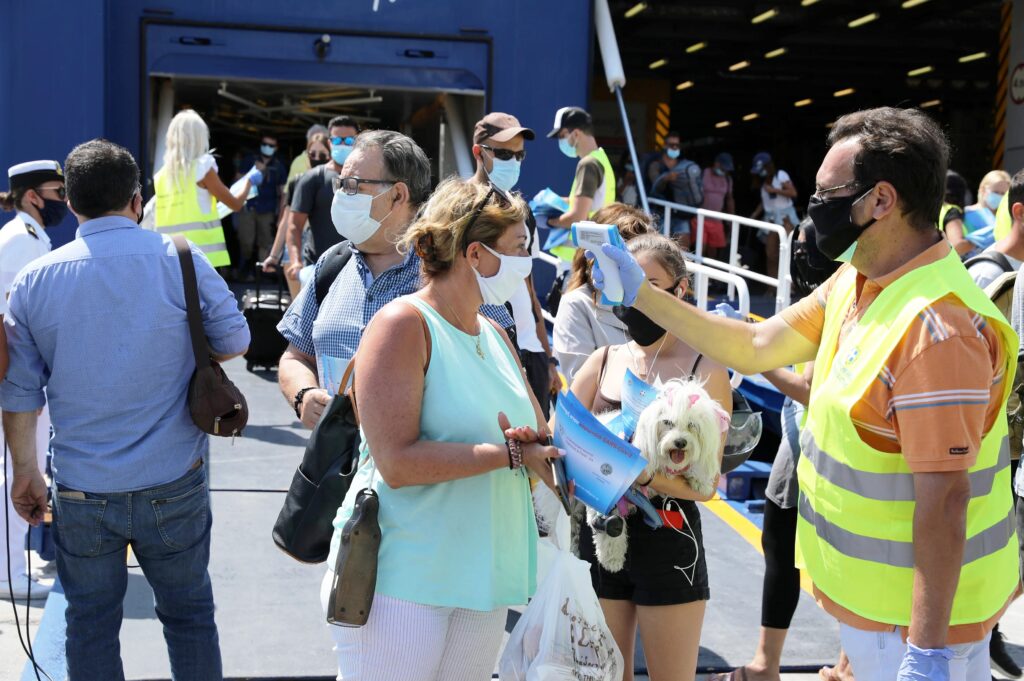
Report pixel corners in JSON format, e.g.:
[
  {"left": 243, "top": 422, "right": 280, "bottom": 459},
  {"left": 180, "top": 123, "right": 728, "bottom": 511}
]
[
  {"left": 154, "top": 167, "right": 231, "bottom": 268},
  {"left": 554, "top": 148, "right": 618, "bottom": 261},
  {"left": 795, "top": 250, "right": 1020, "bottom": 626}
]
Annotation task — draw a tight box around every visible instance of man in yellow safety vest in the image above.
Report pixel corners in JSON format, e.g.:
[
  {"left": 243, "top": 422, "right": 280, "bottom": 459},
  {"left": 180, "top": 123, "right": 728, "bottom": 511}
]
[{"left": 588, "top": 106, "right": 1018, "bottom": 681}]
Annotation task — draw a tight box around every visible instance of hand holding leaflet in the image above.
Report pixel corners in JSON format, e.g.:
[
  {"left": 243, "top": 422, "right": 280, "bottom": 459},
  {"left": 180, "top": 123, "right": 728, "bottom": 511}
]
[
  {"left": 245, "top": 167, "right": 264, "bottom": 186},
  {"left": 216, "top": 175, "right": 261, "bottom": 219},
  {"left": 589, "top": 243, "right": 645, "bottom": 306}
]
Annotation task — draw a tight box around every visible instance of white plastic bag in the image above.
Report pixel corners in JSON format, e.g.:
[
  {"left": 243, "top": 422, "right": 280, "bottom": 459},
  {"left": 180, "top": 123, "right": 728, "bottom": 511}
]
[{"left": 499, "top": 487, "right": 624, "bottom": 681}]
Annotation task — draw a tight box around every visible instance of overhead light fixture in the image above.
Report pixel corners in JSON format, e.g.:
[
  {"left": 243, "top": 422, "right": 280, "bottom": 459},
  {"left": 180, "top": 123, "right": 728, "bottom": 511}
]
[
  {"left": 801, "top": 0, "right": 820, "bottom": 5},
  {"left": 848, "top": 12, "right": 879, "bottom": 28},
  {"left": 907, "top": 65, "right": 934, "bottom": 77},
  {"left": 624, "top": 2, "right": 648, "bottom": 18},
  {"left": 921, "top": 99, "right": 941, "bottom": 108},
  {"left": 649, "top": 58, "right": 668, "bottom": 70},
  {"left": 686, "top": 41, "right": 707, "bottom": 53},
  {"left": 959, "top": 51, "right": 989, "bottom": 63},
  {"left": 834, "top": 87, "right": 855, "bottom": 97},
  {"left": 794, "top": 98, "right": 813, "bottom": 107},
  {"left": 676, "top": 80, "right": 695, "bottom": 91},
  {"left": 715, "top": 120, "right": 731, "bottom": 128},
  {"left": 901, "top": 0, "right": 929, "bottom": 7},
  {"left": 751, "top": 8, "right": 779, "bottom": 24},
  {"left": 765, "top": 47, "right": 787, "bottom": 59},
  {"left": 729, "top": 60, "right": 751, "bottom": 72},
  {"left": 743, "top": 113, "right": 760, "bottom": 121}
]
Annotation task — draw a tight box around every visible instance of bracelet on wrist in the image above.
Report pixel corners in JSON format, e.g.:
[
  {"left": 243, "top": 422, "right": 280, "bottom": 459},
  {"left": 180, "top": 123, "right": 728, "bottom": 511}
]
[
  {"left": 638, "top": 471, "right": 655, "bottom": 487},
  {"left": 506, "top": 439, "right": 524, "bottom": 470},
  {"left": 292, "top": 386, "right": 318, "bottom": 419}
]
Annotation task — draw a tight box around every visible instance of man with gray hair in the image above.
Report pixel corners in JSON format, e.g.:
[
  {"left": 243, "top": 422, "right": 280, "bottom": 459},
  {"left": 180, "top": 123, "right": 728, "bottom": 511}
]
[{"left": 277, "top": 130, "right": 514, "bottom": 428}]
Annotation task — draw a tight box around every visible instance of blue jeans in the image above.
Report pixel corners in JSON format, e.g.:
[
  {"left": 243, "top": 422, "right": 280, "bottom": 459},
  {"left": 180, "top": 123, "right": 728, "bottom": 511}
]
[{"left": 52, "top": 461, "right": 222, "bottom": 681}]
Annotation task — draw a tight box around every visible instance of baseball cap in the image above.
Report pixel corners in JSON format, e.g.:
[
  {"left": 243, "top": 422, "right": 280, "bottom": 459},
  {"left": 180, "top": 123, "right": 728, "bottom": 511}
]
[
  {"left": 473, "top": 112, "right": 535, "bottom": 144},
  {"left": 547, "top": 106, "right": 593, "bottom": 138},
  {"left": 751, "top": 151, "right": 772, "bottom": 175},
  {"left": 715, "top": 152, "right": 735, "bottom": 172}
]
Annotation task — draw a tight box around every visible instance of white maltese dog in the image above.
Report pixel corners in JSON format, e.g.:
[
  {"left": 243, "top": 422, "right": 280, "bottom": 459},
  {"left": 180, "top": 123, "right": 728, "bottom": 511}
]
[{"left": 589, "top": 378, "right": 729, "bottom": 572}]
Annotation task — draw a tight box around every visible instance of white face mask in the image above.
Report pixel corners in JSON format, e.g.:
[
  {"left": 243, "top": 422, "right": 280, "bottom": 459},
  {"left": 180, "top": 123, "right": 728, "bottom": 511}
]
[
  {"left": 473, "top": 243, "right": 533, "bottom": 305},
  {"left": 330, "top": 186, "right": 393, "bottom": 244}
]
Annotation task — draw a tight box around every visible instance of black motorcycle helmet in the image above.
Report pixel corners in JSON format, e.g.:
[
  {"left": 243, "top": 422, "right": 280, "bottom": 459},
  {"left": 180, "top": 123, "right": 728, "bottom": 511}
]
[{"left": 791, "top": 216, "right": 841, "bottom": 297}]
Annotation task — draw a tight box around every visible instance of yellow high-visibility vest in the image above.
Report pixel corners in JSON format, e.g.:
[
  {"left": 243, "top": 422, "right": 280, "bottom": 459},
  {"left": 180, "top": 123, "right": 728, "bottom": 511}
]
[
  {"left": 795, "top": 249, "right": 1019, "bottom": 626},
  {"left": 938, "top": 203, "right": 955, "bottom": 232},
  {"left": 154, "top": 166, "right": 231, "bottom": 268},
  {"left": 552, "top": 147, "right": 618, "bottom": 261},
  {"left": 995, "top": 192, "right": 1012, "bottom": 241}
]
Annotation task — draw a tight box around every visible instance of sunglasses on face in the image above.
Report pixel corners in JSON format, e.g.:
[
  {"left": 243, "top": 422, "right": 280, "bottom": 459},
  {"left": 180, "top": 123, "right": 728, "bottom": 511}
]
[
  {"left": 309, "top": 153, "right": 329, "bottom": 162},
  {"left": 479, "top": 144, "right": 526, "bottom": 162},
  {"left": 330, "top": 136, "right": 356, "bottom": 147},
  {"left": 35, "top": 185, "right": 66, "bottom": 200},
  {"left": 460, "top": 183, "right": 511, "bottom": 253}
]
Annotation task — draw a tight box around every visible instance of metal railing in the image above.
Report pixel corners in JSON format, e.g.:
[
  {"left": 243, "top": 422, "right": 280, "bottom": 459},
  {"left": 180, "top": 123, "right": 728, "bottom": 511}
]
[
  {"left": 684, "top": 261, "right": 751, "bottom": 388},
  {"left": 648, "top": 197, "right": 793, "bottom": 313}
]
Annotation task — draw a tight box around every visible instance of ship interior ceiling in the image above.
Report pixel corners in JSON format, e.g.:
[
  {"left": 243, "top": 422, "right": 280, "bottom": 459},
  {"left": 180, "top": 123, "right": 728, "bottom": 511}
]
[
  {"left": 605, "top": 0, "right": 1003, "bottom": 211},
  {"left": 153, "top": 77, "right": 466, "bottom": 186}
]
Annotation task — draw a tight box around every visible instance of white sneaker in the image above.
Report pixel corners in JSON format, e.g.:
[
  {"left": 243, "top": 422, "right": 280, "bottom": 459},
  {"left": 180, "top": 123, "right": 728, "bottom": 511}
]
[{"left": 0, "top": 573, "right": 52, "bottom": 600}]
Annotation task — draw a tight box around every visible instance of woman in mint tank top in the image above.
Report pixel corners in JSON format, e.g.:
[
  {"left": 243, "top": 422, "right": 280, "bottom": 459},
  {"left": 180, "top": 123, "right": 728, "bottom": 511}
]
[{"left": 321, "top": 178, "right": 564, "bottom": 681}]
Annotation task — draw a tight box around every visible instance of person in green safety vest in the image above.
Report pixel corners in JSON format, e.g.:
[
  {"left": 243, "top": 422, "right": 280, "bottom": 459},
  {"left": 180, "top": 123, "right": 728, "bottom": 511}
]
[
  {"left": 589, "top": 106, "right": 1018, "bottom": 681},
  {"left": 154, "top": 109, "right": 258, "bottom": 270},
  {"left": 545, "top": 107, "right": 616, "bottom": 261}
]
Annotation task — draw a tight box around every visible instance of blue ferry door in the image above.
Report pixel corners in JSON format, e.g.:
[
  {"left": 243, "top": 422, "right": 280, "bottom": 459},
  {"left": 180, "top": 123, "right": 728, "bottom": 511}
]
[{"left": 142, "top": 21, "right": 491, "bottom": 181}]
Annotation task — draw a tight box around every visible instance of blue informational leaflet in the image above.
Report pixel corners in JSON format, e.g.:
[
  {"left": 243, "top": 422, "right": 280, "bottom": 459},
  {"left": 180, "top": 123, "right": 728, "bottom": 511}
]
[
  {"left": 318, "top": 355, "right": 349, "bottom": 396},
  {"left": 530, "top": 187, "right": 570, "bottom": 214},
  {"left": 620, "top": 369, "right": 659, "bottom": 441},
  {"left": 553, "top": 390, "right": 650, "bottom": 515}
]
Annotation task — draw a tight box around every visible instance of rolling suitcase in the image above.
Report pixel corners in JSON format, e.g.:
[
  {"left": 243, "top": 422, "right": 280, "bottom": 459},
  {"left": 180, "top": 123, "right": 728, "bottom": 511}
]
[{"left": 242, "top": 271, "right": 291, "bottom": 371}]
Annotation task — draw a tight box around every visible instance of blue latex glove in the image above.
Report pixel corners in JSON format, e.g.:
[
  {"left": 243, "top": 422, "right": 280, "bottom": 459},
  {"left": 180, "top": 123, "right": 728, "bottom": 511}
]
[
  {"left": 712, "top": 303, "right": 745, "bottom": 321},
  {"left": 589, "top": 243, "right": 646, "bottom": 306},
  {"left": 245, "top": 167, "right": 264, "bottom": 186},
  {"left": 896, "top": 643, "right": 952, "bottom": 681}
]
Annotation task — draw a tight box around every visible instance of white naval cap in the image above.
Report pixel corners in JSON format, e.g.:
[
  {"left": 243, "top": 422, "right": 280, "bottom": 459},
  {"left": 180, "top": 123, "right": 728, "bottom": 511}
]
[{"left": 7, "top": 160, "right": 63, "bottom": 190}]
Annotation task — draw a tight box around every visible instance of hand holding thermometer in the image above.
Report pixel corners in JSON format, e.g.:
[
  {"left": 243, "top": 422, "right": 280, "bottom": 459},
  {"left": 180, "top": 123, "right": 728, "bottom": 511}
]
[{"left": 571, "top": 222, "right": 627, "bottom": 305}]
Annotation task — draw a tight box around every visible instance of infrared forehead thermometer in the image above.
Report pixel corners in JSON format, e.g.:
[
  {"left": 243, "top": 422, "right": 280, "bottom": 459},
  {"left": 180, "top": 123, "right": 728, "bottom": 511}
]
[{"left": 571, "top": 221, "right": 627, "bottom": 305}]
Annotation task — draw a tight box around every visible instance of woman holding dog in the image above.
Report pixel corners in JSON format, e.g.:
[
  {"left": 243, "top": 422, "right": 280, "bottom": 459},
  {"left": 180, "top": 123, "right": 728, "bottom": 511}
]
[
  {"left": 322, "top": 178, "right": 560, "bottom": 680},
  {"left": 569, "top": 233, "right": 733, "bottom": 681}
]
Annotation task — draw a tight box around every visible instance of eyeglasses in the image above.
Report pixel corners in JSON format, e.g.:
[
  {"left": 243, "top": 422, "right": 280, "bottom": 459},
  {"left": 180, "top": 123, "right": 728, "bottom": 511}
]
[
  {"left": 479, "top": 145, "right": 526, "bottom": 162},
  {"left": 35, "top": 185, "right": 66, "bottom": 200},
  {"left": 812, "top": 179, "right": 863, "bottom": 201},
  {"left": 460, "top": 183, "right": 511, "bottom": 253},
  {"left": 330, "top": 136, "right": 356, "bottom": 147},
  {"left": 665, "top": 142, "right": 681, "bottom": 149},
  {"left": 333, "top": 176, "right": 393, "bottom": 196}
]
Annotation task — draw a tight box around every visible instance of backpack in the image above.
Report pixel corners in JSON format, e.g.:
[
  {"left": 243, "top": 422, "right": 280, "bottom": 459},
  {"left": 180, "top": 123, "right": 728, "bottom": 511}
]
[
  {"left": 315, "top": 240, "right": 353, "bottom": 307},
  {"left": 965, "top": 252, "right": 1023, "bottom": 460}
]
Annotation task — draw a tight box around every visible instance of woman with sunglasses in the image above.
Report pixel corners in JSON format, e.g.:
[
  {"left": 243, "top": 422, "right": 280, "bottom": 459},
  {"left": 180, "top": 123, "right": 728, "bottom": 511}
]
[
  {"left": 263, "top": 133, "right": 331, "bottom": 297},
  {"left": 321, "top": 177, "right": 560, "bottom": 680},
  {"left": 0, "top": 160, "right": 66, "bottom": 600}
]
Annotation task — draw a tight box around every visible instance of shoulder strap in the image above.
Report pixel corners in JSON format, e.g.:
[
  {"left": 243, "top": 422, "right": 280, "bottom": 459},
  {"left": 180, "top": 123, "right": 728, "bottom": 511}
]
[
  {"left": 965, "top": 251, "right": 1014, "bottom": 274},
  {"left": 314, "top": 240, "right": 354, "bottom": 307},
  {"left": 172, "top": 236, "right": 210, "bottom": 370},
  {"left": 689, "top": 353, "right": 704, "bottom": 379},
  {"left": 598, "top": 345, "right": 612, "bottom": 385},
  {"left": 346, "top": 301, "right": 432, "bottom": 424}
]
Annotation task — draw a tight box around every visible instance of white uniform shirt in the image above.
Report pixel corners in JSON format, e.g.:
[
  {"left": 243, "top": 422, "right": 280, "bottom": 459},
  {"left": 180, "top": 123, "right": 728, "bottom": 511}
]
[
  {"left": 0, "top": 212, "right": 51, "bottom": 315},
  {"left": 761, "top": 169, "right": 794, "bottom": 212}
]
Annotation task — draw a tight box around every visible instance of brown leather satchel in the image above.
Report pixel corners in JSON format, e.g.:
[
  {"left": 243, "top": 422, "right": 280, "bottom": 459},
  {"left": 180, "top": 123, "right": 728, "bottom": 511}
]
[{"left": 172, "top": 236, "right": 249, "bottom": 437}]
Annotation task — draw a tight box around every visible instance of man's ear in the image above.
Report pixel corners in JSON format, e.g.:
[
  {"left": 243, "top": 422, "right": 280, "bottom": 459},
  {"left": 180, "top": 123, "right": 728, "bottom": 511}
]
[
  {"left": 872, "top": 181, "right": 899, "bottom": 220},
  {"left": 1012, "top": 201, "right": 1024, "bottom": 223},
  {"left": 390, "top": 181, "right": 409, "bottom": 208}
]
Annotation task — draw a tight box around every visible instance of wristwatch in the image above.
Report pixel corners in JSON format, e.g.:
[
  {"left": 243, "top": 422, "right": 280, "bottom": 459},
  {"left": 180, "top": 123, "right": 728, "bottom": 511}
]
[
  {"left": 293, "top": 386, "right": 318, "bottom": 419},
  {"left": 547, "top": 355, "right": 560, "bottom": 367}
]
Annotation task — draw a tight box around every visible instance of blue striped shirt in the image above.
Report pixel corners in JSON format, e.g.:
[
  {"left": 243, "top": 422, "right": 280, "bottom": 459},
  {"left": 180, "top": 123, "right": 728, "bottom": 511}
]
[{"left": 278, "top": 244, "right": 514, "bottom": 374}]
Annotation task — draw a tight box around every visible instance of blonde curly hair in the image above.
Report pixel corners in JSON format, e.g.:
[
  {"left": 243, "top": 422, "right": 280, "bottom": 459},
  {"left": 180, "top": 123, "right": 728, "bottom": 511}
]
[{"left": 401, "top": 177, "right": 529, "bottom": 279}]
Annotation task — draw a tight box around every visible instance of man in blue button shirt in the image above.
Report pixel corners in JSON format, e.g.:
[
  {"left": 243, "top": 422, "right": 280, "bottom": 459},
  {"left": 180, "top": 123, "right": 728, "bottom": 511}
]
[{"left": 3, "top": 139, "right": 249, "bottom": 680}]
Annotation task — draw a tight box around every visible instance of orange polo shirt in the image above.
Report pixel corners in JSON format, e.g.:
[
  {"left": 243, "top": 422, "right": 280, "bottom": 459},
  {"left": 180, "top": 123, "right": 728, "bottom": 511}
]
[{"left": 780, "top": 239, "right": 1015, "bottom": 644}]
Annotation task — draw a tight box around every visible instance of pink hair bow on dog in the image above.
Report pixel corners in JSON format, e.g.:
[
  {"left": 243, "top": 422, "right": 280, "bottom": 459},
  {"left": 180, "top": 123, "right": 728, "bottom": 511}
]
[{"left": 688, "top": 392, "right": 730, "bottom": 434}]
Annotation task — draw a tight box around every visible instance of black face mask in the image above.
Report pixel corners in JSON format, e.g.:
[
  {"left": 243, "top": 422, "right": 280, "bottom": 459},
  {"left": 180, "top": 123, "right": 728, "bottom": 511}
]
[
  {"left": 806, "top": 185, "right": 876, "bottom": 261},
  {"left": 613, "top": 283, "right": 679, "bottom": 346},
  {"left": 37, "top": 198, "right": 68, "bottom": 227},
  {"left": 309, "top": 154, "right": 328, "bottom": 168}
]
